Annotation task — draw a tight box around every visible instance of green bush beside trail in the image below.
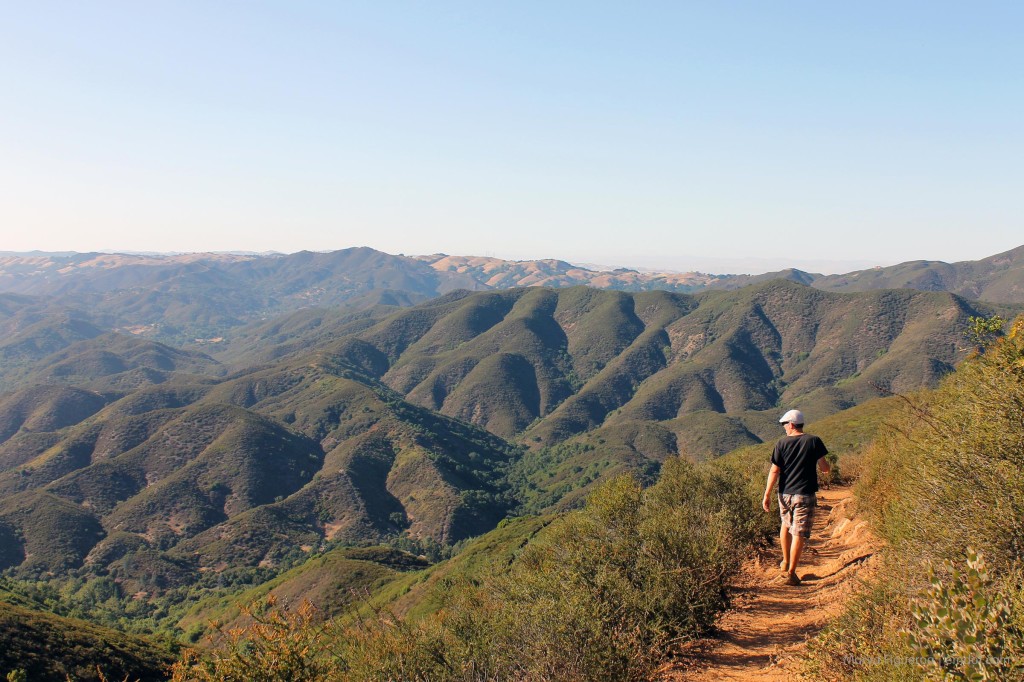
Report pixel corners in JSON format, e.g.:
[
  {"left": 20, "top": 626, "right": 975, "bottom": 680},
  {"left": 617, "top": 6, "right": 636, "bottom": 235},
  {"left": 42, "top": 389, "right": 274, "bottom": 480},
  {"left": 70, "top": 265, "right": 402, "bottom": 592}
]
[
  {"left": 172, "top": 456, "right": 772, "bottom": 681},
  {"left": 808, "top": 316, "right": 1024, "bottom": 681}
]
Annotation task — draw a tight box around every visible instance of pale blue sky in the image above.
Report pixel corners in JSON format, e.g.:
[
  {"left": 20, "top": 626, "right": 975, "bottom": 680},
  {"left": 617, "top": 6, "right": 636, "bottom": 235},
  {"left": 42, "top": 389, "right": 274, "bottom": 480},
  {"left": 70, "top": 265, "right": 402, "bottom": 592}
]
[{"left": 1, "top": 2, "right": 1021, "bottom": 274}]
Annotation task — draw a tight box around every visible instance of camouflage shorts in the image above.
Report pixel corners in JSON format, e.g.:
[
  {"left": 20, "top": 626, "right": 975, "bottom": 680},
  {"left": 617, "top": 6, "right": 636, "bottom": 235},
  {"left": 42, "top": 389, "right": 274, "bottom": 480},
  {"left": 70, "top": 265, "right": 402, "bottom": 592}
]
[{"left": 778, "top": 493, "right": 816, "bottom": 539}]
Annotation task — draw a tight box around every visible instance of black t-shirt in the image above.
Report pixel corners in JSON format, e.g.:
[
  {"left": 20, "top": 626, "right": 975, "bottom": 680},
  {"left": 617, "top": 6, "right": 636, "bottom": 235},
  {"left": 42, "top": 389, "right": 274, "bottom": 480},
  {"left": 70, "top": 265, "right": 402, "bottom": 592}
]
[{"left": 771, "top": 433, "right": 828, "bottom": 496}]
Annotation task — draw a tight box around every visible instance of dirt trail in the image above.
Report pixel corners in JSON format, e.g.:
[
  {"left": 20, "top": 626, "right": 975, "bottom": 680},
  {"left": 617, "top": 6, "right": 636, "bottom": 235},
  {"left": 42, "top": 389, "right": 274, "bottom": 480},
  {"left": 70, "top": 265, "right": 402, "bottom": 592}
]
[{"left": 660, "top": 486, "right": 880, "bottom": 681}]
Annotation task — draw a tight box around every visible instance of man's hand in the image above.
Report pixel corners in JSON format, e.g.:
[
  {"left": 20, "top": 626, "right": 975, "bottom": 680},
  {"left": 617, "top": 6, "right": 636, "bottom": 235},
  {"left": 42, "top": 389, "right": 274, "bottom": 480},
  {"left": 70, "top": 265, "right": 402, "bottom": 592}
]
[{"left": 763, "top": 463, "right": 780, "bottom": 513}]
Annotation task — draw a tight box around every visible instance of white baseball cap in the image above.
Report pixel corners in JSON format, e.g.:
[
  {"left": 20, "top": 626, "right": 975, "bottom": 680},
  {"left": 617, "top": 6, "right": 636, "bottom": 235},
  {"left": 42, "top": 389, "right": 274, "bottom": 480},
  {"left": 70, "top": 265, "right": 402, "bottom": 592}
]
[{"left": 779, "top": 409, "right": 804, "bottom": 424}]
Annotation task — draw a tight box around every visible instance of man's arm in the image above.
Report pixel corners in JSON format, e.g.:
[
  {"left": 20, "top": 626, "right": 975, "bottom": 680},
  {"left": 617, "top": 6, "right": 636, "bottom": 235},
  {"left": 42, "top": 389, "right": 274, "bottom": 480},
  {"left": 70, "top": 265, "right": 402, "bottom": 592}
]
[
  {"left": 818, "top": 456, "right": 831, "bottom": 474},
  {"left": 762, "top": 464, "right": 780, "bottom": 512}
]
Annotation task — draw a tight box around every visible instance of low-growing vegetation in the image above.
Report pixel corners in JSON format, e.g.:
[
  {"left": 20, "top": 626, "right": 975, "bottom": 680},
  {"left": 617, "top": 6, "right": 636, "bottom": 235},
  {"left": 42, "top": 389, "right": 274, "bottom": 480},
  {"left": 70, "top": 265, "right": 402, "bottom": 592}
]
[
  {"left": 0, "top": 600, "right": 175, "bottom": 681},
  {"left": 807, "top": 316, "right": 1024, "bottom": 680},
  {"left": 171, "top": 455, "right": 772, "bottom": 681}
]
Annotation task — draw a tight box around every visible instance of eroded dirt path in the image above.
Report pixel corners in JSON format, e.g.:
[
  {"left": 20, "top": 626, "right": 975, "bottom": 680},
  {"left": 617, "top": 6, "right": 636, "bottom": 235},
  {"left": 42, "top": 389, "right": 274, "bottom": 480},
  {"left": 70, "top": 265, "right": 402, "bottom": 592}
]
[{"left": 659, "top": 486, "right": 879, "bottom": 681}]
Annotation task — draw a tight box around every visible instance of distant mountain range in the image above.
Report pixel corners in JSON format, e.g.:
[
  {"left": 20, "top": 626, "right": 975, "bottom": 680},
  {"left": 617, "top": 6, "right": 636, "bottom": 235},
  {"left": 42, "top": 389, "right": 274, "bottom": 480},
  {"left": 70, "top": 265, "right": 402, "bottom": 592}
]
[{"left": 1, "top": 244, "right": 1022, "bottom": 344}]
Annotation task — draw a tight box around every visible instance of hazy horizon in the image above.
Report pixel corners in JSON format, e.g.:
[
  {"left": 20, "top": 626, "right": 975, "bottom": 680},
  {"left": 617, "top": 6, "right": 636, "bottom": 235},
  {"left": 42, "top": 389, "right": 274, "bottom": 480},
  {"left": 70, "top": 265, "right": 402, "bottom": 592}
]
[{"left": 1, "top": 243, "right": 1008, "bottom": 277}]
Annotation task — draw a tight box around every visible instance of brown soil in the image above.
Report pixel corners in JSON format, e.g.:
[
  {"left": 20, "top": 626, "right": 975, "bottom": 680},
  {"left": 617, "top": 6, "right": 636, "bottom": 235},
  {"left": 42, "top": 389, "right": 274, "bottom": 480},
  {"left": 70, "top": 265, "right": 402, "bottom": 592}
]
[{"left": 659, "top": 486, "right": 880, "bottom": 681}]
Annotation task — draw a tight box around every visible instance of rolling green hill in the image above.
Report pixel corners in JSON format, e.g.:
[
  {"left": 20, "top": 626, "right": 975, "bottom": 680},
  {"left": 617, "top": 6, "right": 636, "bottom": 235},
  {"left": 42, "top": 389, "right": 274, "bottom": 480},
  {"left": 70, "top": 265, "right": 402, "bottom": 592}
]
[
  {"left": 332, "top": 282, "right": 1012, "bottom": 456},
  {"left": 0, "top": 599, "right": 175, "bottom": 681},
  {"left": 0, "top": 305, "right": 224, "bottom": 391},
  {"left": 811, "top": 243, "right": 1024, "bottom": 302},
  {"left": 714, "top": 244, "right": 1024, "bottom": 303},
  {"left": 0, "top": 352, "right": 519, "bottom": 595},
  {"left": 176, "top": 545, "right": 431, "bottom": 636},
  {"left": 0, "top": 294, "right": 110, "bottom": 390},
  {"left": 0, "top": 384, "right": 109, "bottom": 445},
  {"left": 20, "top": 332, "right": 224, "bottom": 389}
]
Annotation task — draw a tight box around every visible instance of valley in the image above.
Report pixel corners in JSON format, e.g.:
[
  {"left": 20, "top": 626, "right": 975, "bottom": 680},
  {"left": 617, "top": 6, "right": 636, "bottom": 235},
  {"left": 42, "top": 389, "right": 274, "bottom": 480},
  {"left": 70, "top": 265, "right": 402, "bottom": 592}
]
[{"left": 1, "top": 245, "right": 1022, "bottom": 680}]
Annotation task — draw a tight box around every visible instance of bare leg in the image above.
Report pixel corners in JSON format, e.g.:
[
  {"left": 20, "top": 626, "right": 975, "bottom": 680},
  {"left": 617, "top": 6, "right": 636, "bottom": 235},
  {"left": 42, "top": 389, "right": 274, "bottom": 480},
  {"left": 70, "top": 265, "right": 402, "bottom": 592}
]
[
  {"left": 779, "top": 524, "right": 791, "bottom": 572},
  {"left": 787, "top": 534, "right": 807, "bottom": 575}
]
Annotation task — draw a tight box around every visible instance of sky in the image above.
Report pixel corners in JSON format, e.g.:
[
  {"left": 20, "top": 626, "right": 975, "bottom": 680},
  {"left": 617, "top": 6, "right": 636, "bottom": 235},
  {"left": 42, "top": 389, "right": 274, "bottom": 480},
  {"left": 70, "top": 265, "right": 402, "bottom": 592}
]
[{"left": 1, "top": 2, "right": 1022, "bottom": 275}]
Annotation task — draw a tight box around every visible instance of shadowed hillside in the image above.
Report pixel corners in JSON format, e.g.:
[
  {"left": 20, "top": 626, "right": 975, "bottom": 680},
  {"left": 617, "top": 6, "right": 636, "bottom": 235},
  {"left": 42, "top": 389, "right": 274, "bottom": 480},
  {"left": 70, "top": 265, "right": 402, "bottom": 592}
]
[{"left": 0, "top": 600, "right": 175, "bottom": 681}]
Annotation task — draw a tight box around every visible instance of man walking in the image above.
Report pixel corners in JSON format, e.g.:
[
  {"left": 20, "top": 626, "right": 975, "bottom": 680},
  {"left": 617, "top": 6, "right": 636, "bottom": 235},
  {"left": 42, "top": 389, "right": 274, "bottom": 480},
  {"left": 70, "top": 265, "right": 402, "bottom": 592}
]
[{"left": 762, "top": 409, "right": 830, "bottom": 586}]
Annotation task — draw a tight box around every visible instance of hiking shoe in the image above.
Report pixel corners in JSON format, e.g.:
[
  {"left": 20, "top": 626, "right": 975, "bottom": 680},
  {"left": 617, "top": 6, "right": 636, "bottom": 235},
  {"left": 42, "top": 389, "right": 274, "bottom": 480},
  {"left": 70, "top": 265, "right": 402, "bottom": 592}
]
[{"left": 784, "top": 573, "right": 801, "bottom": 586}]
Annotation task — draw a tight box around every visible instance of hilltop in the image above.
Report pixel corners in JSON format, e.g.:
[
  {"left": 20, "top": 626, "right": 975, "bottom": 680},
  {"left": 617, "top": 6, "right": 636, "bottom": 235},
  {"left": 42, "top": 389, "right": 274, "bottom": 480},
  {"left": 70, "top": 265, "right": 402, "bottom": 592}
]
[
  {"left": 802, "top": 243, "right": 1024, "bottom": 302},
  {"left": 2, "top": 244, "right": 1023, "bottom": 344},
  {"left": 414, "top": 253, "right": 721, "bottom": 290}
]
